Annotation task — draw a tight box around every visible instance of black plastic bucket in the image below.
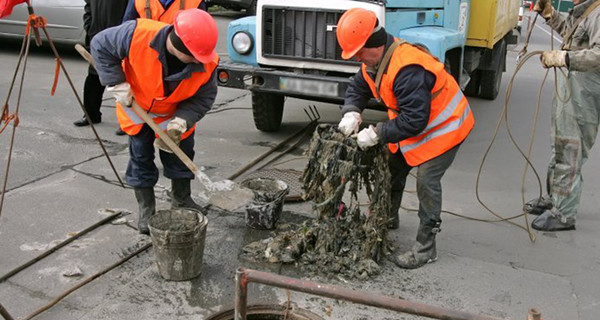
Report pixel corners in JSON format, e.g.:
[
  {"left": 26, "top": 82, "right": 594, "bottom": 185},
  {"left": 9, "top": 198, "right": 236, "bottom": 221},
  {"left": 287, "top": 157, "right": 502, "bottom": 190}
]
[
  {"left": 148, "top": 208, "right": 208, "bottom": 281},
  {"left": 241, "top": 178, "right": 289, "bottom": 229}
]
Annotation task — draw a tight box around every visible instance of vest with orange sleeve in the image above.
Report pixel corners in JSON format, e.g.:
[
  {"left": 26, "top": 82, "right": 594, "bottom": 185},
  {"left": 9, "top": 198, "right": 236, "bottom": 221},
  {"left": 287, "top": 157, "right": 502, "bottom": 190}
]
[
  {"left": 135, "top": 0, "right": 203, "bottom": 23},
  {"left": 361, "top": 41, "right": 474, "bottom": 166},
  {"left": 116, "top": 19, "right": 219, "bottom": 138}
]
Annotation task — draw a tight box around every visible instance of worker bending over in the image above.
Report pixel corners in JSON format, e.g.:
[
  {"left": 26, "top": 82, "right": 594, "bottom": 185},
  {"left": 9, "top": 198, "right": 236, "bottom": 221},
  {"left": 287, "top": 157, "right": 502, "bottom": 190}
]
[
  {"left": 91, "top": 9, "right": 219, "bottom": 234},
  {"left": 336, "top": 8, "right": 474, "bottom": 269}
]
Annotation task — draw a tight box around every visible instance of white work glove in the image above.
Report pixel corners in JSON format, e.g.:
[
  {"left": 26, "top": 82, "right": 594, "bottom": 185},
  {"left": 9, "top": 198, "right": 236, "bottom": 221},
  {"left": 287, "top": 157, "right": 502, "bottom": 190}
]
[
  {"left": 154, "top": 117, "right": 187, "bottom": 153},
  {"left": 355, "top": 125, "right": 379, "bottom": 150},
  {"left": 533, "top": 0, "right": 554, "bottom": 19},
  {"left": 106, "top": 82, "right": 133, "bottom": 107},
  {"left": 338, "top": 111, "right": 362, "bottom": 136},
  {"left": 541, "top": 50, "right": 567, "bottom": 68}
]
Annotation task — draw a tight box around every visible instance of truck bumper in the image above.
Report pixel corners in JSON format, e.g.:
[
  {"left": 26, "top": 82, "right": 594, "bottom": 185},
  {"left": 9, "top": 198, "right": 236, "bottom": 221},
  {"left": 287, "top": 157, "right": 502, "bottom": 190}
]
[{"left": 216, "top": 61, "right": 351, "bottom": 105}]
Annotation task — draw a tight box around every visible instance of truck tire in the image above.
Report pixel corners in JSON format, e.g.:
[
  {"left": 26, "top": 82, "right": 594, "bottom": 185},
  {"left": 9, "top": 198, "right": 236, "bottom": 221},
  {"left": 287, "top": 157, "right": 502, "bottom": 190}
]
[
  {"left": 252, "top": 92, "right": 284, "bottom": 132},
  {"left": 463, "top": 70, "right": 481, "bottom": 97},
  {"left": 479, "top": 41, "right": 506, "bottom": 100}
]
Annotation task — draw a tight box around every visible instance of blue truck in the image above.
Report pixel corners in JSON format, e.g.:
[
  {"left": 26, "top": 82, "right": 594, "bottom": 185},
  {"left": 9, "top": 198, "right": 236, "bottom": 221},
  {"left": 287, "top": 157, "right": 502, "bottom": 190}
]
[{"left": 216, "top": 0, "right": 521, "bottom": 131}]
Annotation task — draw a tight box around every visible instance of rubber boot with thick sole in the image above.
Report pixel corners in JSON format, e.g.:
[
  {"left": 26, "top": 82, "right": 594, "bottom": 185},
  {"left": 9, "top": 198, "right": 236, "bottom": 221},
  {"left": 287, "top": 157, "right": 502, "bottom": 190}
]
[
  {"left": 134, "top": 187, "right": 156, "bottom": 235},
  {"left": 524, "top": 195, "right": 553, "bottom": 216},
  {"left": 171, "top": 179, "right": 204, "bottom": 211},
  {"left": 391, "top": 222, "right": 440, "bottom": 269},
  {"left": 388, "top": 191, "right": 402, "bottom": 229}
]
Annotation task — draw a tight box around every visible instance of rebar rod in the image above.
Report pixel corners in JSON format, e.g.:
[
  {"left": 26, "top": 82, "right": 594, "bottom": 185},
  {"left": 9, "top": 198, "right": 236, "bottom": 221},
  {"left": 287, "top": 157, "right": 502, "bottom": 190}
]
[
  {"left": 22, "top": 242, "right": 152, "bottom": 320},
  {"left": 0, "top": 211, "right": 122, "bottom": 283},
  {"left": 0, "top": 302, "right": 15, "bottom": 320}
]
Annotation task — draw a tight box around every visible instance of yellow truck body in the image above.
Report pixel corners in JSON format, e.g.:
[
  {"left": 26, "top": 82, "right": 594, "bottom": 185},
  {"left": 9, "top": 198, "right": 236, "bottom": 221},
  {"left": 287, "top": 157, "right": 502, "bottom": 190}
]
[{"left": 467, "top": 0, "right": 521, "bottom": 49}]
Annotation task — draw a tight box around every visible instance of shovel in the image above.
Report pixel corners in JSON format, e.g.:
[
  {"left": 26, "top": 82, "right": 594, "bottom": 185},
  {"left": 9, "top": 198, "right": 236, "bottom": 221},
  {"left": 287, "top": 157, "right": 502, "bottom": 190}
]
[{"left": 75, "top": 44, "right": 254, "bottom": 211}]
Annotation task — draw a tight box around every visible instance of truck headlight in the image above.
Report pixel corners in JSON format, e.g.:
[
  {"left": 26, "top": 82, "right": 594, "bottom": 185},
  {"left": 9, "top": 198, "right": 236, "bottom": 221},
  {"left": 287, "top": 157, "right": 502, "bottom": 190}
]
[{"left": 232, "top": 31, "right": 253, "bottom": 55}]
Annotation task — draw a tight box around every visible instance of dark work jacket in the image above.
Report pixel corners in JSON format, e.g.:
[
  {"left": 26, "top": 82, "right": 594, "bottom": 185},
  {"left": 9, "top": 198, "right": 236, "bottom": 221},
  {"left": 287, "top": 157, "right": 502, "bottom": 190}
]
[
  {"left": 342, "top": 34, "right": 437, "bottom": 143},
  {"left": 84, "top": 0, "right": 128, "bottom": 46}
]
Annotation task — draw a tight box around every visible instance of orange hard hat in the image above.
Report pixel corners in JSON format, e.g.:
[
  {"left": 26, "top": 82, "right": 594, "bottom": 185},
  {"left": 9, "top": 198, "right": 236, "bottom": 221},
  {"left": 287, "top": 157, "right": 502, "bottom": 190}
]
[
  {"left": 336, "top": 8, "right": 377, "bottom": 60},
  {"left": 173, "top": 9, "right": 218, "bottom": 64}
]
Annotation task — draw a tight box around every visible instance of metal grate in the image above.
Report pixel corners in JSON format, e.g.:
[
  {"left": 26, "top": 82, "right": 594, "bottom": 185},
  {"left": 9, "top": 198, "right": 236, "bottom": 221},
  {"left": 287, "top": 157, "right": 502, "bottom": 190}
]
[
  {"left": 242, "top": 168, "right": 306, "bottom": 202},
  {"left": 262, "top": 6, "right": 347, "bottom": 63}
]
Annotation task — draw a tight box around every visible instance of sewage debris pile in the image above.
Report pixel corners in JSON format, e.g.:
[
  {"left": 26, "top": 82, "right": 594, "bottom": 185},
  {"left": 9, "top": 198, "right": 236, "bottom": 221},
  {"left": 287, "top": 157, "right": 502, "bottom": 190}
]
[{"left": 243, "top": 125, "right": 392, "bottom": 279}]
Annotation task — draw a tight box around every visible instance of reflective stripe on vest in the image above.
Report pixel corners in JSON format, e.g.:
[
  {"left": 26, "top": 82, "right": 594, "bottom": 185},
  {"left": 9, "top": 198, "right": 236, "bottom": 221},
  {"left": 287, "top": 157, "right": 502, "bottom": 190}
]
[
  {"left": 135, "top": 0, "right": 202, "bottom": 23},
  {"left": 400, "top": 93, "right": 471, "bottom": 153},
  {"left": 362, "top": 42, "right": 474, "bottom": 166},
  {"left": 116, "top": 19, "right": 218, "bottom": 138}
]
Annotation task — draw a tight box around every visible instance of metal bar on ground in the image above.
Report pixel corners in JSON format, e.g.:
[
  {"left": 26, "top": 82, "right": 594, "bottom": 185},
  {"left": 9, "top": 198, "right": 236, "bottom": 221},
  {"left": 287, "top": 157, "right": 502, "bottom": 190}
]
[
  {"left": 0, "top": 302, "right": 15, "bottom": 320},
  {"left": 235, "top": 268, "right": 510, "bottom": 320},
  {"left": 22, "top": 242, "right": 152, "bottom": 320},
  {"left": 0, "top": 211, "right": 122, "bottom": 283},
  {"left": 228, "top": 120, "right": 316, "bottom": 181}
]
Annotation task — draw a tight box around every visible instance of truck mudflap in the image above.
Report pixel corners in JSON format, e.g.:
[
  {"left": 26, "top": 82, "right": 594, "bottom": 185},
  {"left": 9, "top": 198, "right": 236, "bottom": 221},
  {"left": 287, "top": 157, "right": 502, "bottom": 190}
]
[{"left": 216, "top": 61, "right": 351, "bottom": 105}]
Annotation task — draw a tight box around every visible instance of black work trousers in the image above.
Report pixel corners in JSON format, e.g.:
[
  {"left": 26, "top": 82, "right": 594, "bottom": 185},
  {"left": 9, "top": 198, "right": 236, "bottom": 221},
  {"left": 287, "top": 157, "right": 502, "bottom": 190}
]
[
  {"left": 389, "top": 144, "right": 460, "bottom": 227},
  {"left": 82, "top": 69, "right": 105, "bottom": 122}
]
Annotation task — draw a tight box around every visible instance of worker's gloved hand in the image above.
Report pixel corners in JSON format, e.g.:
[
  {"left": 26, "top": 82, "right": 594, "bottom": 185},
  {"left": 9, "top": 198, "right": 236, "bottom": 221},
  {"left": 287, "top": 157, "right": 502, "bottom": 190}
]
[
  {"left": 541, "top": 50, "right": 567, "bottom": 68},
  {"left": 154, "top": 117, "right": 187, "bottom": 153},
  {"left": 355, "top": 125, "right": 379, "bottom": 150},
  {"left": 533, "top": 0, "right": 554, "bottom": 19},
  {"left": 338, "top": 111, "right": 362, "bottom": 136},
  {"left": 106, "top": 82, "right": 133, "bottom": 107}
]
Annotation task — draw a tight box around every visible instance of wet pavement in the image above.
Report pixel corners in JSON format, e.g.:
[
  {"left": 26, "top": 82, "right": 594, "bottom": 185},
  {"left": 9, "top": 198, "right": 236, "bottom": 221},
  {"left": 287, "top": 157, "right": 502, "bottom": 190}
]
[{"left": 1, "top": 15, "right": 599, "bottom": 320}]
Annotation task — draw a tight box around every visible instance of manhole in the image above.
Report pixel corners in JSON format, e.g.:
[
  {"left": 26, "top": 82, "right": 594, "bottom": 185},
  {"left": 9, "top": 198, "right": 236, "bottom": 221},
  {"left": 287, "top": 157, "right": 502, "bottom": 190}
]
[
  {"left": 242, "top": 169, "right": 306, "bottom": 202},
  {"left": 205, "top": 304, "right": 324, "bottom": 320}
]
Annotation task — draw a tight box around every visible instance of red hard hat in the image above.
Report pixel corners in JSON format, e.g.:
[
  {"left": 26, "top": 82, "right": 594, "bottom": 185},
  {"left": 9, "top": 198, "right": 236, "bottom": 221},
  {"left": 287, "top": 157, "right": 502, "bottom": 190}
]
[
  {"left": 173, "top": 9, "right": 218, "bottom": 64},
  {"left": 336, "top": 8, "right": 377, "bottom": 60}
]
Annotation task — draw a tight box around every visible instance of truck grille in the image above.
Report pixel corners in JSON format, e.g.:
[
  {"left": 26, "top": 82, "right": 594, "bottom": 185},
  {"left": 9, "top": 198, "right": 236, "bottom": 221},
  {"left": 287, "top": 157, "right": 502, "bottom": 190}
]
[{"left": 262, "top": 7, "right": 348, "bottom": 63}]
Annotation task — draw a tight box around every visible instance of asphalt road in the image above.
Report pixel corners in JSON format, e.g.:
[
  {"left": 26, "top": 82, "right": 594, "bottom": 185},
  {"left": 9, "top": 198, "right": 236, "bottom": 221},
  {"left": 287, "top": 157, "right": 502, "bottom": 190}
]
[{"left": 0, "top": 13, "right": 599, "bottom": 320}]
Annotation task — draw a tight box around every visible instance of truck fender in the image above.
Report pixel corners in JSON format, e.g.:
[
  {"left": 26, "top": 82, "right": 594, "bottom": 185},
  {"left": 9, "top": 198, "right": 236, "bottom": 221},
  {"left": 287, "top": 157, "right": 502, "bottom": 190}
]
[
  {"left": 227, "top": 16, "right": 258, "bottom": 66},
  {"left": 395, "top": 26, "right": 465, "bottom": 64}
]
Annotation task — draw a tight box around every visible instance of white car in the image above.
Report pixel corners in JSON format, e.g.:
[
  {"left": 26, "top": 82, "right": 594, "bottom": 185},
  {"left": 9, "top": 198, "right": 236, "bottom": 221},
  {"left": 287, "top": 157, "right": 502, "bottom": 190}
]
[{"left": 0, "top": 0, "right": 85, "bottom": 45}]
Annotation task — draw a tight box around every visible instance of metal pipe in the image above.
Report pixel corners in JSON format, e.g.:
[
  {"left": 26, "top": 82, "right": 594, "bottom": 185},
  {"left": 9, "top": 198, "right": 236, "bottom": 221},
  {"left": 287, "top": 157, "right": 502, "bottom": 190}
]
[
  {"left": 235, "top": 269, "right": 249, "bottom": 320},
  {"left": 0, "top": 211, "right": 122, "bottom": 283},
  {"left": 235, "top": 268, "right": 508, "bottom": 320}
]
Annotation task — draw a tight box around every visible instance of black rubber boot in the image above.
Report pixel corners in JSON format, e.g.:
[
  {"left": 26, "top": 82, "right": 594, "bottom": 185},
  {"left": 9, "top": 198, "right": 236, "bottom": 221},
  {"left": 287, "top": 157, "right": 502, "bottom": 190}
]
[
  {"left": 391, "top": 222, "right": 440, "bottom": 269},
  {"left": 134, "top": 187, "right": 155, "bottom": 235},
  {"left": 524, "top": 195, "right": 553, "bottom": 215},
  {"left": 171, "top": 179, "right": 203, "bottom": 211},
  {"left": 388, "top": 191, "right": 402, "bottom": 229}
]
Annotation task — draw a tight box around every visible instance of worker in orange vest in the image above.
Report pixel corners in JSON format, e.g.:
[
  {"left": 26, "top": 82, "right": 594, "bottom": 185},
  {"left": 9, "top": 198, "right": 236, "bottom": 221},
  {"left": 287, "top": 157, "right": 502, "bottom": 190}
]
[
  {"left": 123, "top": 0, "right": 206, "bottom": 23},
  {"left": 91, "top": 9, "right": 218, "bottom": 234},
  {"left": 336, "top": 8, "right": 474, "bottom": 269}
]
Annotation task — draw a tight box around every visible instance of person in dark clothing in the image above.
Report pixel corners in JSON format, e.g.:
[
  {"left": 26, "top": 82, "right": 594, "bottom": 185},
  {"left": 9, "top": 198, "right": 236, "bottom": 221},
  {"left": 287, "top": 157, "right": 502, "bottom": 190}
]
[
  {"left": 74, "top": 0, "right": 128, "bottom": 134},
  {"left": 122, "top": 0, "right": 206, "bottom": 22},
  {"left": 336, "top": 8, "right": 474, "bottom": 269}
]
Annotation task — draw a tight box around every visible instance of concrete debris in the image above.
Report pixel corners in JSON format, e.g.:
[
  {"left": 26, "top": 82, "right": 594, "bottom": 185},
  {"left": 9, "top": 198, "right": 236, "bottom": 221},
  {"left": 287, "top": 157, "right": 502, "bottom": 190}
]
[{"left": 62, "top": 265, "right": 83, "bottom": 277}]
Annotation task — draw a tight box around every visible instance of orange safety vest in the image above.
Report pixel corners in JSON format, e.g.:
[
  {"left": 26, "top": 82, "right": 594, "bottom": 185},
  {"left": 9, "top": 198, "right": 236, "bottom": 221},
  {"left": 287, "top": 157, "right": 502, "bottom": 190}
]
[
  {"left": 116, "top": 19, "right": 218, "bottom": 138},
  {"left": 362, "top": 41, "right": 474, "bottom": 167},
  {"left": 135, "top": 0, "right": 203, "bottom": 23}
]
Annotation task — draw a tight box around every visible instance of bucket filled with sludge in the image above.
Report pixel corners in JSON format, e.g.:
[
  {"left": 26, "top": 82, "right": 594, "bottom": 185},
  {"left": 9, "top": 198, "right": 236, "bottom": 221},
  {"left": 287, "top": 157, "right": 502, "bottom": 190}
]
[
  {"left": 148, "top": 208, "right": 208, "bottom": 281},
  {"left": 241, "top": 178, "right": 289, "bottom": 230}
]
